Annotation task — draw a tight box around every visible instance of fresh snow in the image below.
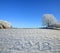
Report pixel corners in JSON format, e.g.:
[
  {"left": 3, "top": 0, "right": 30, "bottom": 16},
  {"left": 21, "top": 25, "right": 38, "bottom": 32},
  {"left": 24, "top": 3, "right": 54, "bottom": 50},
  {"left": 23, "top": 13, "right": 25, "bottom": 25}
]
[{"left": 0, "top": 29, "right": 60, "bottom": 53}]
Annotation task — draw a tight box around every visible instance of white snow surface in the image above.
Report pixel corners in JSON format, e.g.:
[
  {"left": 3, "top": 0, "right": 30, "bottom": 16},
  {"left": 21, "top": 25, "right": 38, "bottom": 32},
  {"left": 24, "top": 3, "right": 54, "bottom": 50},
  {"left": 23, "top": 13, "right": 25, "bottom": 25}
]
[{"left": 0, "top": 28, "right": 60, "bottom": 53}]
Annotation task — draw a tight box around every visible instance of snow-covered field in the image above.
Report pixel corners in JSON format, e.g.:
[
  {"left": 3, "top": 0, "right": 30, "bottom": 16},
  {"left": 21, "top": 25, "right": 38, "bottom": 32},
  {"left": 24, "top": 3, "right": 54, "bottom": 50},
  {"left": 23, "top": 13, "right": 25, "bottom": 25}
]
[{"left": 0, "top": 29, "right": 60, "bottom": 53}]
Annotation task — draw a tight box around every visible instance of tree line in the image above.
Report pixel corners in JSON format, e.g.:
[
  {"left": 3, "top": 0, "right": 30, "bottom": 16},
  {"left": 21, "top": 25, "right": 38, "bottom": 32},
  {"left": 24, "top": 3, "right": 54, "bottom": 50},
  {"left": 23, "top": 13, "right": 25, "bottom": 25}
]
[{"left": 0, "top": 14, "right": 60, "bottom": 29}]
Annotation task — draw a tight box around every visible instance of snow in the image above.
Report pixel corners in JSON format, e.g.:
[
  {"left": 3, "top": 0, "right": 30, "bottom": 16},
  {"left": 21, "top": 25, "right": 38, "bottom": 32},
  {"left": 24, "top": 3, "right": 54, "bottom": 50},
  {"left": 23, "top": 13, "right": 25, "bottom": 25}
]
[{"left": 0, "top": 28, "right": 60, "bottom": 53}]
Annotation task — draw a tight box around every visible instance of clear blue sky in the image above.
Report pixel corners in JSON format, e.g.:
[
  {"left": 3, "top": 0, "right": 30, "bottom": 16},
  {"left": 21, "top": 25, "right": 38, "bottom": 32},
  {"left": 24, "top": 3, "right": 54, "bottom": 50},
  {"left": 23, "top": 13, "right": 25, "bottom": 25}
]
[{"left": 0, "top": 0, "right": 60, "bottom": 28}]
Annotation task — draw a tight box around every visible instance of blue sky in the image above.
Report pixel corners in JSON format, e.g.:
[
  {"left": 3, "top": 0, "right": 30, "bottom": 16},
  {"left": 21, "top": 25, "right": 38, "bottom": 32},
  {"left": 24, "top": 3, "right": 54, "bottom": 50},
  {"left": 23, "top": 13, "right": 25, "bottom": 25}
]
[{"left": 0, "top": 0, "right": 60, "bottom": 28}]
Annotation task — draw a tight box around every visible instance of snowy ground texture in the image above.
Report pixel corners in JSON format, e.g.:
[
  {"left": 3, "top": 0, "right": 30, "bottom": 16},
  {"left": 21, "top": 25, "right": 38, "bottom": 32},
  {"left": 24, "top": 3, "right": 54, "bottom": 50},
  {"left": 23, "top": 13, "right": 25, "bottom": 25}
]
[{"left": 0, "top": 28, "right": 60, "bottom": 53}]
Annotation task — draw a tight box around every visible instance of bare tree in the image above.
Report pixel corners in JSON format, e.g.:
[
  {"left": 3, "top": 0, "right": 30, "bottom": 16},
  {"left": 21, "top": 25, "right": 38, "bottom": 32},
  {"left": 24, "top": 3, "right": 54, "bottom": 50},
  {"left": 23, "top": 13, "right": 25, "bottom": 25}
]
[{"left": 42, "top": 14, "right": 57, "bottom": 28}]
